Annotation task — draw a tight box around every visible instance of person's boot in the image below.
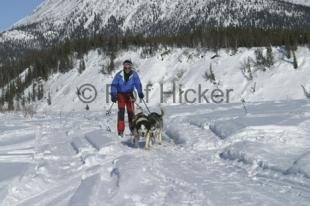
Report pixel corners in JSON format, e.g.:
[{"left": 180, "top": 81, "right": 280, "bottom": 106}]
[
  {"left": 130, "top": 128, "right": 134, "bottom": 136},
  {"left": 118, "top": 132, "right": 124, "bottom": 139}
]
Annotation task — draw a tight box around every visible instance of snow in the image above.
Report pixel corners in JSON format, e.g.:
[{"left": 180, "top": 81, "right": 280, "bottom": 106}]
[
  {"left": 284, "top": 0, "right": 310, "bottom": 7},
  {"left": 1, "top": 2, "right": 310, "bottom": 204},
  {"left": 0, "top": 99, "right": 310, "bottom": 205},
  {"left": 10, "top": 0, "right": 310, "bottom": 30},
  {"left": 1, "top": 0, "right": 309, "bottom": 46},
  {"left": 27, "top": 46, "right": 310, "bottom": 112},
  {"left": 0, "top": 30, "right": 35, "bottom": 43}
]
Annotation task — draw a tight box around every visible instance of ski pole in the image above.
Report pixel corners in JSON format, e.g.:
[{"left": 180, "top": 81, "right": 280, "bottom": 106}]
[
  {"left": 142, "top": 99, "right": 151, "bottom": 114},
  {"left": 106, "top": 103, "right": 115, "bottom": 116},
  {"left": 106, "top": 103, "right": 115, "bottom": 132}
]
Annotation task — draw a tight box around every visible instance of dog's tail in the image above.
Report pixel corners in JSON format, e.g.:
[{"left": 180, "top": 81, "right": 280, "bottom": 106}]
[{"left": 160, "top": 107, "right": 165, "bottom": 117}]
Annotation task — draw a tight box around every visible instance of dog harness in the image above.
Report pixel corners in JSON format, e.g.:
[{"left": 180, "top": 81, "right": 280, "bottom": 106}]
[{"left": 136, "top": 117, "right": 149, "bottom": 124}]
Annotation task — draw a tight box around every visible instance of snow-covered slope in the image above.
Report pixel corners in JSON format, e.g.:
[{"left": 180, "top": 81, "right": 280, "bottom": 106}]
[
  {"left": 2, "top": 0, "right": 310, "bottom": 47},
  {"left": 0, "top": 98, "right": 309, "bottom": 205},
  {"left": 10, "top": 0, "right": 310, "bottom": 29},
  {"left": 284, "top": 0, "right": 310, "bottom": 7},
  {"left": 26, "top": 46, "right": 310, "bottom": 112}
]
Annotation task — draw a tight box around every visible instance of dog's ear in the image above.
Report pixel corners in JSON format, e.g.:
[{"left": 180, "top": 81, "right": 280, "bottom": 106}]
[{"left": 133, "top": 114, "right": 139, "bottom": 123}]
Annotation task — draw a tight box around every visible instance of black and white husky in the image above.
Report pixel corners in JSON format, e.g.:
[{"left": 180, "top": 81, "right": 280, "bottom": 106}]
[{"left": 132, "top": 109, "right": 164, "bottom": 149}]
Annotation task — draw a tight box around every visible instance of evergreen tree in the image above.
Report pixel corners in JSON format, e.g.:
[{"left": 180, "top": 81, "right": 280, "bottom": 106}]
[
  {"left": 32, "top": 83, "right": 37, "bottom": 102},
  {"left": 21, "top": 96, "right": 26, "bottom": 108},
  {"left": 209, "top": 64, "right": 215, "bottom": 82},
  {"left": 8, "top": 98, "right": 14, "bottom": 111},
  {"left": 27, "top": 92, "right": 31, "bottom": 103},
  {"left": 15, "top": 98, "right": 21, "bottom": 111},
  {"left": 37, "top": 83, "right": 44, "bottom": 101},
  {"left": 203, "top": 64, "right": 216, "bottom": 82},
  {"left": 78, "top": 59, "right": 86, "bottom": 74},
  {"left": 293, "top": 50, "right": 298, "bottom": 69},
  {"left": 254, "top": 48, "right": 266, "bottom": 71},
  {"left": 285, "top": 44, "right": 291, "bottom": 59},
  {"left": 241, "top": 57, "right": 253, "bottom": 80},
  {"left": 47, "top": 91, "right": 52, "bottom": 105},
  {"left": 266, "top": 46, "right": 274, "bottom": 67},
  {"left": 107, "top": 52, "right": 116, "bottom": 74}
]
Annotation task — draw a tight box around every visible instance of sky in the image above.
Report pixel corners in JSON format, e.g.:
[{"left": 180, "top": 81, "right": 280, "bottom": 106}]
[{"left": 0, "top": 0, "right": 44, "bottom": 32}]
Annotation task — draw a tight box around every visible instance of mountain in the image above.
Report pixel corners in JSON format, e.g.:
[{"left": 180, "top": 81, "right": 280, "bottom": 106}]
[
  {"left": 284, "top": 0, "right": 310, "bottom": 7},
  {"left": 1, "top": 0, "right": 310, "bottom": 52}
]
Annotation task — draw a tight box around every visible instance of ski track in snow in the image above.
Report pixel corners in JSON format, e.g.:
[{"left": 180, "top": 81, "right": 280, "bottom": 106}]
[{"left": 0, "top": 99, "right": 310, "bottom": 205}]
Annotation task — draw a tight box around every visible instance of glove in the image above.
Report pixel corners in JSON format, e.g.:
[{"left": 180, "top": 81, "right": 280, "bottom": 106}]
[
  {"left": 138, "top": 92, "right": 144, "bottom": 99},
  {"left": 111, "top": 95, "right": 117, "bottom": 103}
]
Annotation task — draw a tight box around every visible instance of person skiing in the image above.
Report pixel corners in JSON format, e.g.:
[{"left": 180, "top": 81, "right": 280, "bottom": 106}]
[{"left": 110, "top": 60, "right": 144, "bottom": 138}]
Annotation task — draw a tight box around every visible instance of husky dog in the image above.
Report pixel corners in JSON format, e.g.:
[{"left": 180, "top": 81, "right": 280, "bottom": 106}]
[
  {"left": 147, "top": 109, "right": 164, "bottom": 145},
  {"left": 132, "top": 109, "right": 164, "bottom": 149}
]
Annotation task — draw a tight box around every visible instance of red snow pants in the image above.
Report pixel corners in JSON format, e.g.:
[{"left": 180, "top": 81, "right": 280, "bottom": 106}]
[{"left": 117, "top": 92, "right": 135, "bottom": 134}]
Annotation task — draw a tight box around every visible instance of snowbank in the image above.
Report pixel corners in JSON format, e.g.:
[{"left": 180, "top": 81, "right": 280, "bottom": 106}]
[{"left": 21, "top": 46, "right": 310, "bottom": 112}]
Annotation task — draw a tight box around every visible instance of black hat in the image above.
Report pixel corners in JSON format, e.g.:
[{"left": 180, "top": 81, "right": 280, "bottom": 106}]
[{"left": 123, "top": 59, "right": 133, "bottom": 65}]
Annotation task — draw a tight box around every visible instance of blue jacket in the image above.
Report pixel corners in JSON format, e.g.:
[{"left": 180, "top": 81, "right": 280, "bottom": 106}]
[{"left": 111, "top": 70, "right": 143, "bottom": 97}]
